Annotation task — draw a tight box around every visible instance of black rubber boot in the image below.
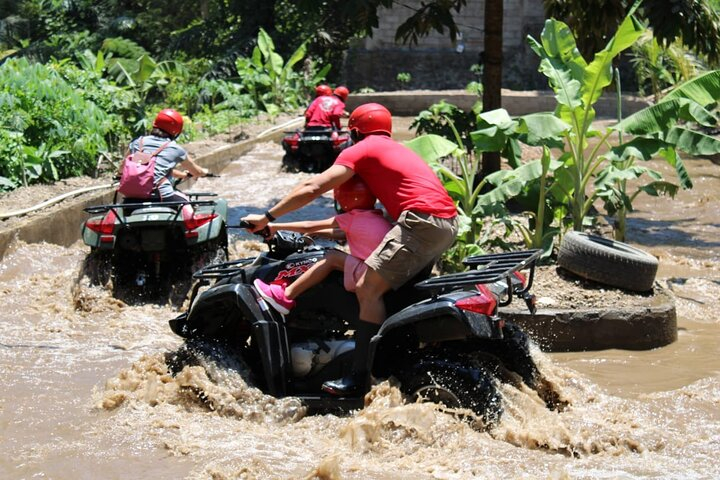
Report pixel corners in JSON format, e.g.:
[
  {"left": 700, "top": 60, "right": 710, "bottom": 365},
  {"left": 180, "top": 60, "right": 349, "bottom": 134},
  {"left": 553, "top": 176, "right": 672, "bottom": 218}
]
[{"left": 322, "top": 321, "right": 380, "bottom": 396}]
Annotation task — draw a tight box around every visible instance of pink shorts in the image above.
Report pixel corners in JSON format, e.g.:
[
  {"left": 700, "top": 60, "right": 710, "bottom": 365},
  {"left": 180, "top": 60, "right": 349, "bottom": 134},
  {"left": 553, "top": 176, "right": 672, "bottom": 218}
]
[{"left": 343, "top": 255, "right": 368, "bottom": 292}]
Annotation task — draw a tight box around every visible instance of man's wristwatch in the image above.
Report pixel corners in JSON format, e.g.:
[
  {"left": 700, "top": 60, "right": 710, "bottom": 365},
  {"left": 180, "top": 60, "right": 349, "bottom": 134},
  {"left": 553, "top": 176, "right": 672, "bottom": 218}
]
[{"left": 264, "top": 210, "right": 276, "bottom": 222}]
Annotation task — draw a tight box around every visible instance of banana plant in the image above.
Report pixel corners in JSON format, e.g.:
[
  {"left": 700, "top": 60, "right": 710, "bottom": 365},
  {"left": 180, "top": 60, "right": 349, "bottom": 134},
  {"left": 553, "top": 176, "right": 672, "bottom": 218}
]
[
  {"left": 525, "top": 3, "right": 646, "bottom": 232},
  {"left": 605, "top": 69, "right": 720, "bottom": 238},
  {"left": 235, "top": 28, "right": 330, "bottom": 115},
  {"left": 404, "top": 121, "right": 549, "bottom": 270},
  {"left": 471, "top": 5, "right": 720, "bottom": 242}
]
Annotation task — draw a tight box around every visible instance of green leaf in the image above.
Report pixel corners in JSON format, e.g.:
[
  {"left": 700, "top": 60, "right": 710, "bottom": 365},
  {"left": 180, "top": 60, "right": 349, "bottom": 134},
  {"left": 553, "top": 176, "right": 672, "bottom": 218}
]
[
  {"left": 663, "top": 69, "right": 720, "bottom": 106},
  {"left": 257, "top": 28, "right": 274, "bottom": 60},
  {"left": 285, "top": 42, "right": 307, "bottom": 72},
  {"left": 638, "top": 181, "right": 679, "bottom": 197},
  {"left": 404, "top": 134, "right": 460, "bottom": 163},
  {"left": 516, "top": 112, "right": 570, "bottom": 146},
  {"left": 664, "top": 126, "right": 720, "bottom": 156},
  {"left": 614, "top": 98, "right": 687, "bottom": 134},
  {"left": 473, "top": 159, "right": 545, "bottom": 212},
  {"left": 268, "top": 52, "right": 284, "bottom": 78},
  {"left": 582, "top": 12, "right": 644, "bottom": 107},
  {"left": 606, "top": 137, "right": 665, "bottom": 162},
  {"left": 134, "top": 54, "right": 157, "bottom": 84},
  {"left": 658, "top": 148, "right": 693, "bottom": 189}
]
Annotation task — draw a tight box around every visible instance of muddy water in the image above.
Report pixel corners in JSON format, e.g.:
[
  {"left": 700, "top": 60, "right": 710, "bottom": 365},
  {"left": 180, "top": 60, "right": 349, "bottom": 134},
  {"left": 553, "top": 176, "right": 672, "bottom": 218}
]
[{"left": 1, "top": 132, "right": 719, "bottom": 479}]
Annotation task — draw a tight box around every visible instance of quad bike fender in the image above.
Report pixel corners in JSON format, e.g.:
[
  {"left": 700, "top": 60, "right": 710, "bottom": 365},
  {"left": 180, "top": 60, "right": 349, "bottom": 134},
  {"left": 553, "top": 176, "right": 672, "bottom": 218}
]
[
  {"left": 370, "top": 292, "right": 502, "bottom": 374},
  {"left": 184, "top": 199, "right": 228, "bottom": 246},
  {"left": 81, "top": 215, "right": 115, "bottom": 249},
  {"left": 379, "top": 292, "right": 499, "bottom": 342},
  {"left": 179, "top": 282, "right": 289, "bottom": 396},
  {"left": 184, "top": 216, "right": 227, "bottom": 246}
]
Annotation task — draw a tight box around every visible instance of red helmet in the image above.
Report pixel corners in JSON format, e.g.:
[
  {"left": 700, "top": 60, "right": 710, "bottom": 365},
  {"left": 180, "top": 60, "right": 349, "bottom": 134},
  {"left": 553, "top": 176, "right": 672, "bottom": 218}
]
[
  {"left": 334, "top": 176, "right": 376, "bottom": 212},
  {"left": 348, "top": 103, "right": 392, "bottom": 136},
  {"left": 153, "top": 108, "right": 184, "bottom": 137},
  {"left": 333, "top": 85, "right": 349, "bottom": 102},
  {"left": 315, "top": 84, "right": 332, "bottom": 97}
]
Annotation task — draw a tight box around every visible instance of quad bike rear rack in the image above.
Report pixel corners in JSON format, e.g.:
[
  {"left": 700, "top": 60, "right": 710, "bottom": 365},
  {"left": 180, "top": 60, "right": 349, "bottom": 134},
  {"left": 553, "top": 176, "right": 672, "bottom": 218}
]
[
  {"left": 84, "top": 199, "right": 221, "bottom": 227},
  {"left": 415, "top": 249, "right": 542, "bottom": 301}
]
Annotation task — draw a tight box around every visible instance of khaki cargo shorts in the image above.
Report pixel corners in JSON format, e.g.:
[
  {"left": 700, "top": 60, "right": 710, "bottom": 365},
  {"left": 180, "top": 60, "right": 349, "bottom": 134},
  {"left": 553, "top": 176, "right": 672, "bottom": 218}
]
[{"left": 365, "top": 211, "right": 459, "bottom": 289}]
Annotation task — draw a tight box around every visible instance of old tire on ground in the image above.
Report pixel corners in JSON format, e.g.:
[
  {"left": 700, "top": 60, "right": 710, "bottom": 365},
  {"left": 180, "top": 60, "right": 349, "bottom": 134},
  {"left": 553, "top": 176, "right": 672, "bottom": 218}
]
[
  {"left": 557, "top": 231, "right": 658, "bottom": 292},
  {"left": 397, "top": 357, "right": 502, "bottom": 428}
]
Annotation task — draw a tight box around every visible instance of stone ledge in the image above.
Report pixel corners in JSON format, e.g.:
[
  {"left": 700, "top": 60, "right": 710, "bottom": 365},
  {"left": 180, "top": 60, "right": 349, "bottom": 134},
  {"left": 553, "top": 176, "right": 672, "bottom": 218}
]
[
  {"left": 347, "top": 89, "right": 651, "bottom": 118},
  {"left": 499, "top": 284, "right": 677, "bottom": 352}
]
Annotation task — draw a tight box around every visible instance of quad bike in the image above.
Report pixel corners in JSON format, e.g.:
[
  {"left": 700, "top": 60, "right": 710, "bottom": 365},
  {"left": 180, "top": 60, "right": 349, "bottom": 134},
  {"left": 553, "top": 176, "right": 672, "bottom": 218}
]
[
  {"left": 80, "top": 176, "right": 228, "bottom": 302},
  {"left": 167, "top": 226, "right": 558, "bottom": 426},
  {"left": 280, "top": 128, "right": 351, "bottom": 173}
]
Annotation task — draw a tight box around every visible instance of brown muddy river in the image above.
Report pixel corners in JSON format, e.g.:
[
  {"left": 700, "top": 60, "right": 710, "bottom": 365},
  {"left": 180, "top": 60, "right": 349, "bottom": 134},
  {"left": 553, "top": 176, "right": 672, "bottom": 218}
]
[{"left": 1, "top": 125, "right": 719, "bottom": 479}]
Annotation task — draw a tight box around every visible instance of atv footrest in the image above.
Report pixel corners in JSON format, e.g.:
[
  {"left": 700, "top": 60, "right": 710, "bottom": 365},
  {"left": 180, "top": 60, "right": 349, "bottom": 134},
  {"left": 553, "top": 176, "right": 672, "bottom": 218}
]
[{"left": 299, "top": 394, "right": 365, "bottom": 412}]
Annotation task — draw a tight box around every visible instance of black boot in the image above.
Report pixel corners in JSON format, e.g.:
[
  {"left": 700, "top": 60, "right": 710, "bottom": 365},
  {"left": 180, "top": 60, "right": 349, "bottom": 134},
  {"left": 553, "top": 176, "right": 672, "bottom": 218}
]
[{"left": 322, "top": 321, "right": 380, "bottom": 396}]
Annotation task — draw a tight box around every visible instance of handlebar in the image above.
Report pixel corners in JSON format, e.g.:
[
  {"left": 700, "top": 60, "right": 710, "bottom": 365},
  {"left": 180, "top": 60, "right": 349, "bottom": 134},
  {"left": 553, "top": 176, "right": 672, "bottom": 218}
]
[{"left": 228, "top": 220, "right": 270, "bottom": 238}]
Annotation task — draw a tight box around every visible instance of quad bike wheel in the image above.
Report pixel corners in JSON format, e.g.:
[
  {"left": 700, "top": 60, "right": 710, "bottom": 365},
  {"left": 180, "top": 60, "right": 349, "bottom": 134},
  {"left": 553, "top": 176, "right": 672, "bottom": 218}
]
[
  {"left": 557, "top": 231, "right": 658, "bottom": 292},
  {"left": 165, "top": 339, "right": 255, "bottom": 386},
  {"left": 397, "top": 356, "right": 502, "bottom": 428},
  {"left": 281, "top": 153, "right": 301, "bottom": 173},
  {"left": 82, "top": 248, "right": 112, "bottom": 286}
]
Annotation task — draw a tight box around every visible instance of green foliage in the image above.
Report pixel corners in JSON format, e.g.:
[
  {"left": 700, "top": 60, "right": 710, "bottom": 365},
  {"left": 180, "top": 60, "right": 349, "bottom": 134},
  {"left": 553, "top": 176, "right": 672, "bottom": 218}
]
[
  {"left": 396, "top": 72, "right": 412, "bottom": 87},
  {"left": 630, "top": 32, "right": 706, "bottom": 101},
  {"left": 404, "top": 123, "right": 546, "bottom": 271},
  {"left": 0, "top": 58, "right": 114, "bottom": 188},
  {"left": 524, "top": 9, "right": 647, "bottom": 232},
  {"left": 544, "top": 0, "right": 720, "bottom": 65},
  {"left": 467, "top": 12, "right": 720, "bottom": 243},
  {"left": 234, "top": 28, "right": 329, "bottom": 115},
  {"left": 411, "top": 100, "right": 481, "bottom": 153}
]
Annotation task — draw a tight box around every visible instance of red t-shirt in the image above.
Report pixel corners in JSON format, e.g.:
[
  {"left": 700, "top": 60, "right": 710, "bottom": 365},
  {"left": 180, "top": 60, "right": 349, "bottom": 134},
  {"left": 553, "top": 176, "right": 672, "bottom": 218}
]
[
  {"left": 305, "top": 96, "right": 344, "bottom": 129},
  {"left": 334, "top": 135, "right": 457, "bottom": 220}
]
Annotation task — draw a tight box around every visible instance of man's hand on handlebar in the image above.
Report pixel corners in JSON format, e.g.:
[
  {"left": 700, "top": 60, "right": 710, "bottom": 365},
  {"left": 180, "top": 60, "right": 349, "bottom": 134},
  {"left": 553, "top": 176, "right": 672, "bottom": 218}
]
[{"left": 240, "top": 214, "right": 272, "bottom": 236}]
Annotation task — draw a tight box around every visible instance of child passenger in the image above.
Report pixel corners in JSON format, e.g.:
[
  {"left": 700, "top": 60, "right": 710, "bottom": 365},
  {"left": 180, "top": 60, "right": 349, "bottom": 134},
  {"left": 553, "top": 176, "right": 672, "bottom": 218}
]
[{"left": 253, "top": 176, "right": 392, "bottom": 314}]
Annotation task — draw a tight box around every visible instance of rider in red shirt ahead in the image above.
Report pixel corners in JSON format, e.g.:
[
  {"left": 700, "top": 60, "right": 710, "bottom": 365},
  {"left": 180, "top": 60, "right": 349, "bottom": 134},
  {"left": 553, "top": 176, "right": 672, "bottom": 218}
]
[
  {"left": 305, "top": 86, "right": 345, "bottom": 130},
  {"left": 243, "top": 103, "right": 459, "bottom": 396}
]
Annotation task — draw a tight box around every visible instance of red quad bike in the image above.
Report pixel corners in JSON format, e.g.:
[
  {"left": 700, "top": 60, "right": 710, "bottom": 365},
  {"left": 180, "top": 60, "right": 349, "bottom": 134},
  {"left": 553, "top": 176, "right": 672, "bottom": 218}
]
[
  {"left": 166, "top": 227, "right": 559, "bottom": 427},
  {"left": 280, "top": 128, "right": 351, "bottom": 173},
  {"left": 80, "top": 176, "right": 228, "bottom": 303}
]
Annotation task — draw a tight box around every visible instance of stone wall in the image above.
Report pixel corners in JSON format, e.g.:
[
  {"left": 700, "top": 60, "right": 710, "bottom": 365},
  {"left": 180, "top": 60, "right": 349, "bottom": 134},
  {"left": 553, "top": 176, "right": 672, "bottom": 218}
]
[{"left": 341, "top": 0, "right": 548, "bottom": 91}]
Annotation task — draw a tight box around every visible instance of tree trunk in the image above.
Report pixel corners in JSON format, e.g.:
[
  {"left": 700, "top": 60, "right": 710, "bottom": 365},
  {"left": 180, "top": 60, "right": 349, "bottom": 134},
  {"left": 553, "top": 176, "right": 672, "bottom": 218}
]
[{"left": 481, "top": 0, "right": 504, "bottom": 177}]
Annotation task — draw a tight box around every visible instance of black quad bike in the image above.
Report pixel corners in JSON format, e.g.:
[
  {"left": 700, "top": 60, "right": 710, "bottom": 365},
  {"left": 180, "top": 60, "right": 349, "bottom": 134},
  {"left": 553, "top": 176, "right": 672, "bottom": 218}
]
[
  {"left": 167, "top": 228, "right": 558, "bottom": 426},
  {"left": 80, "top": 177, "right": 228, "bottom": 302},
  {"left": 280, "top": 128, "right": 351, "bottom": 173}
]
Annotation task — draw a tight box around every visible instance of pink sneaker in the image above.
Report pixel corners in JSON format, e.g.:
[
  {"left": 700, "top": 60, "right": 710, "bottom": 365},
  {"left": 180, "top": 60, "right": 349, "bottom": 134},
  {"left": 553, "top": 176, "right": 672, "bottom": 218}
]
[{"left": 253, "top": 279, "right": 295, "bottom": 314}]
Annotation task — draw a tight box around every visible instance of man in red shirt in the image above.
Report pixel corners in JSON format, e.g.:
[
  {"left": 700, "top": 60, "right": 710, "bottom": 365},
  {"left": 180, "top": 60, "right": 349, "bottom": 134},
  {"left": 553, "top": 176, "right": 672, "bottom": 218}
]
[
  {"left": 305, "top": 89, "right": 345, "bottom": 130},
  {"left": 243, "top": 103, "right": 459, "bottom": 395}
]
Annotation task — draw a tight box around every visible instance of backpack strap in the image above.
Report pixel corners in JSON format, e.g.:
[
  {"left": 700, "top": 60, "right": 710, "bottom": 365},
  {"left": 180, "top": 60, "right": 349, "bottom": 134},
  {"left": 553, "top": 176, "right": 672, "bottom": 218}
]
[
  {"left": 150, "top": 140, "right": 171, "bottom": 157},
  {"left": 135, "top": 137, "right": 170, "bottom": 157}
]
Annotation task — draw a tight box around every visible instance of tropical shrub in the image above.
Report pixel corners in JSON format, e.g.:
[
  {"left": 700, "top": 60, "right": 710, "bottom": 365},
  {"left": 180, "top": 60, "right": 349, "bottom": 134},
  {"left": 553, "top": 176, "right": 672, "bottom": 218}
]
[
  {"left": 0, "top": 58, "right": 114, "bottom": 189},
  {"left": 411, "top": 100, "right": 481, "bottom": 153},
  {"left": 630, "top": 32, "right": 706, "bottom": 102},
  {"left": 405, "top": 123, "right": 547, "bottom": 271},
  {"left": 233, "top": 28, "right": 330, "bottom": 116},
  {"left": 469, "top": 10, "right": 720, "bottom": 242}
]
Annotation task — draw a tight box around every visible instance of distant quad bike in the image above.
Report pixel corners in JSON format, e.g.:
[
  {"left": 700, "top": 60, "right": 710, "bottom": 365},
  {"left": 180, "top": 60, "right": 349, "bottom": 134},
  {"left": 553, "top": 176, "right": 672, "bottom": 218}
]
[
  {"left": 281, "top": 128, "right": 351, "bottom": 173},
  {"left": 80, "top": 181, "right": 228, "bottom": 303},
  {"left": 167, "top": 227, "right": 561, "bottom": 427}
]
